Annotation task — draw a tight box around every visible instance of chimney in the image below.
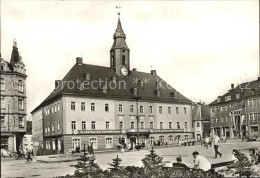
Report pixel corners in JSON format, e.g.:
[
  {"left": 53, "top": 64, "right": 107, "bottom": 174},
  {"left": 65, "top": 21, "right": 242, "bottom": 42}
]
[
  {"left": 151, "top": 70, "right": 156, "bottom": 76},
  {"left": 231, "top": 83, "right": 234, "bottom": 89},
  {"left": 76, "top": 57, "right": 83, "bottom": 65},
  {"left": 133, "top": 68, "right": 137, "bottom": 71}
]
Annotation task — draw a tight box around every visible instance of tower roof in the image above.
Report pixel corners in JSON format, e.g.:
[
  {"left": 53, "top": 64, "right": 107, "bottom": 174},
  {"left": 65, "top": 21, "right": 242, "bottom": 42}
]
[
  {"left": 111, "top": 16, "right": 129, "bottom": 50},
  {"left": 10, "top": 39, "right": 20, "bottom": 66}
]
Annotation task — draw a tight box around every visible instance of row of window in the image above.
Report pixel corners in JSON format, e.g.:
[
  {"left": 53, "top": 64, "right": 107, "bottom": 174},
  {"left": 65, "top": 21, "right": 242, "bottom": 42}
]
[
  {"left": 249, "top": 113, "right": 259, "bottom": 121},
  {"left": 212, "top": 116, "right": 234, "bottom": 123},
  {"left": 212, "top": 113, "right": 260, "bottom": 124},
  {"left": 1, "top": 115, "right": 24, "bottom": 127},
  {"left": 0, "top": 78, "right": 24, "bottom": 92},
  {"left": 248, "top": 99, "right": 258, "bottom": 106},
  {"left": 45, "top": 103, "right": 60, "bottom": 115},
  {"left": 213, "top": 98, "right": 259, "bottom": 113},
  {"left": 45, "top": 122, "right": 61, "bottom": 133},
  {"left": 71, "top": 102, "right": 187, "bottom": 114},
  {"left": 1, "top": 97, "right": 24, "bottom": 110},
  {"left": 70, "top": 121, "right": 187, "bottom": 130},
  {"left": 211, "top": 104, "right": 234, "bottom": 113},
  {"left": 46, "top": 134, "right": 191, "bottom": 151}
]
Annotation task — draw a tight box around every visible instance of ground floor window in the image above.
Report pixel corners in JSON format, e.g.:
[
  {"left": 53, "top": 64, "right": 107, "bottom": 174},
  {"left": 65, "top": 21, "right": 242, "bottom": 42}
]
[
  {"left": 251, "top": 126, "right": 259, "bottom": 134},
  {"left": 1, "top": 136, "right": 8, "bottom": 150},
  {"left": 159, "top": 136, "right": 164, "bottom": 144},
  {"left": 89, "top": 138, "right": 97, "bottom": 149},
  {"left": 105, "top": 137, "right": 113, "bottom": 148},
  {"left": 184, "top": 135, "right": 189, "bottom": 140},
  {"left": 72, "top": 138, "right": 80, "bottom": 150},
  {"left": 175, "top": 135, "right": 181, "bottom": 142},
  {"left": 52, "top": 139, "right": 56, "bottom": 150},
  {"left": 140, "top": 137, "right": 146, "bottom": 146},
  {"left": 168, "top": 135, "right": 173, "bottom": 143},
  {"left": 149, "top": 137, "right": 155, "bottom": 145},
  {"left": 46, "top": 141, "right": 50, "bottom": 149}
]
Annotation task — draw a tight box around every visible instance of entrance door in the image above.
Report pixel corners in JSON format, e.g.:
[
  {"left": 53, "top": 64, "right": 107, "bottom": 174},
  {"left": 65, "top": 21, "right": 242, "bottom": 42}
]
[
  {"left": 119, "top": 137, "right": 125, "bottom": 144},
  {"left": 130, "top": 137, "right": 136, "bottom": 144},
  {"left": 197, "top": 134, "right": 201, "bottom": 141}
]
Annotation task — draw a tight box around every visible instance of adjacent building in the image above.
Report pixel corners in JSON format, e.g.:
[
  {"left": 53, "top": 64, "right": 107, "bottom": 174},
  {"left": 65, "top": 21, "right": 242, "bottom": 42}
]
[
  {"left": 31, "top": 16, "right": 193, "bottom": 154},
  {"left": 0, "top": 40, "right": 27, "bottom": 155},
  {"left": 192, "top": 102, "right": 210, "bottom": 141},
  {"left": 209, "top": 78, "right": 260, "bottom": 139},
  {"left": 31, "top": 108, "right": 43, "bottom": 155},
  {"left": 23, "top": 121, "right": 33, "bottom": 151}
]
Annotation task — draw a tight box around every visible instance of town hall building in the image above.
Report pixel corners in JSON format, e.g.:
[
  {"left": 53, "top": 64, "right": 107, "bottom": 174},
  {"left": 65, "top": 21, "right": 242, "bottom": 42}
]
[{"left": 31, "top": 15, "right": 193, "bottom": 154}]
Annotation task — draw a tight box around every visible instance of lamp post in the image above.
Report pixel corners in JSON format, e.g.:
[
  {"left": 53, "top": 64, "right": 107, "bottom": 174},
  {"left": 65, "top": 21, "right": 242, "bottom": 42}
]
[{"left": 133, "top": 96, "right": 141, "bottom": 151}]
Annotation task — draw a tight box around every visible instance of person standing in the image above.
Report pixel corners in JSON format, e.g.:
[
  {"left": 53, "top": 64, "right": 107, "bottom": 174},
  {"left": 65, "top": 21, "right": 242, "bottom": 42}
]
[
  {"left": 214, "top": 134, "right": 222, "bottom": 158},
  {"left": 205, "top": 137, "right": 209, "bottom": 149},
  {"left": 89, "top": 143, "right": 94, "bottom": 155}
]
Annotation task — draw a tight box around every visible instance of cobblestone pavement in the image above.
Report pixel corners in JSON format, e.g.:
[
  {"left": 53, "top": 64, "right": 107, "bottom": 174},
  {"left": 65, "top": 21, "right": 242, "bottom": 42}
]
[{"left": 1, "top": 141, "right": 259, "bottom": 178}]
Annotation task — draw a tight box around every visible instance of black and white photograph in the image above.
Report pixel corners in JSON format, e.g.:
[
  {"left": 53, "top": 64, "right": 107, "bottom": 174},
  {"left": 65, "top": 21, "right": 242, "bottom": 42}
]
[{"left": 1, "top": 0, "right": 259, "bottom": 177}]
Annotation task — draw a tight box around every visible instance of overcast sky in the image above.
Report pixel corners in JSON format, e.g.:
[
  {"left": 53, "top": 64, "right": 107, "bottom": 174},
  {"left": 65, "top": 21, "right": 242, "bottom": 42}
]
[{"left": 1, "top": 0, "right": 259, "bottom": 115}]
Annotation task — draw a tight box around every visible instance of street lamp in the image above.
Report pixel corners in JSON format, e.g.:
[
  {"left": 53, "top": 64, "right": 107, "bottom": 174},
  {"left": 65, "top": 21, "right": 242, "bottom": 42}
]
[{"left": 133, "top": 96, "right": 141, "bottom": 151}]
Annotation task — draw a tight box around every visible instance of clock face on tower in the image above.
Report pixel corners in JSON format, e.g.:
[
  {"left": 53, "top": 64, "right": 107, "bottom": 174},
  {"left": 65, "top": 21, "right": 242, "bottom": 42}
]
[{"left": 120, "top": 67, "right": 128, "bottom": 76}]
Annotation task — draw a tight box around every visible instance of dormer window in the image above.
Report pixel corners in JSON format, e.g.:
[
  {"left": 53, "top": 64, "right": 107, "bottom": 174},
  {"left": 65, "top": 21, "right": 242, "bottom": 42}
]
[
  {"left": 236, "top": 93, "right": 240, "bottom": 99},
  {"left": 217, "top": 98, "right": 221, "bottom": 102},
  {"left": 225, "top": 95, "right": 231, "bottom": 101},
  {"left": 157, "top": 90, "right": 161, "bottom": 97},
  {"left": 84, "top": 73, "right": 90, "bottom": 80},
  {"left": 133, "top": 88, "right": 137, "bottom": 96},
  {"left": 102, "top": 85, "right": 107, "bottom": 93},
  {"left": 112, "top": 76, "right": 117, "bottom": 83}
]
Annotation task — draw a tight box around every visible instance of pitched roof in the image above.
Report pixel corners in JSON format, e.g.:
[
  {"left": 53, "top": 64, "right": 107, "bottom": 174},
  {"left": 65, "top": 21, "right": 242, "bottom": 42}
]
[
  {"left": 32, "top": 63, "right": 191, "bottom": 113},
  {"left": 209, "top": 79, "right": 260, "bottom": 105}
]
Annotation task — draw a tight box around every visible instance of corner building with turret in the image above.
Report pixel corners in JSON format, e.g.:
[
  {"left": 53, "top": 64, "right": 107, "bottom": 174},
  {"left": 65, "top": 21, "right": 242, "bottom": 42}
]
[
  {"left": 31, "top": 16, "right": 193, "bottom": 154},
  {"left": 1, "top": 40, "right": 27, "bottom": 155}
]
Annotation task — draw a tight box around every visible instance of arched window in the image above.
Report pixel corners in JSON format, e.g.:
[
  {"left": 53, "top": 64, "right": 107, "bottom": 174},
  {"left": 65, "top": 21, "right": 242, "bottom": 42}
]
[
  {"left": 0, "top": 78, "right": 5, "bottom": 91},
  {"left": 18, "top": 80, "right": 24, "bottom": 92}
]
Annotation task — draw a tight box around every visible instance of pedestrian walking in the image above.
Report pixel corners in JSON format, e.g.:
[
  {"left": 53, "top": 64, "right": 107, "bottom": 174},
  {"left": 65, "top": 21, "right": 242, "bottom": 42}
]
[
  {"left": 205, "top": 137, "right": 209, "bottom": 149},
  {"left": 26, "top": 149, "right": 32, "bottom": 162},
  {"left": 214, "top": 134, "right": 222, "bottom": 158}
]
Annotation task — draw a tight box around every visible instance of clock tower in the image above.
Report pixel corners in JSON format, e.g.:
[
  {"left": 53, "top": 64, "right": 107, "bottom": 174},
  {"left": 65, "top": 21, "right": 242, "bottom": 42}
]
[{"left": 110, "top": 13, "right": 130, "bottom": 76}]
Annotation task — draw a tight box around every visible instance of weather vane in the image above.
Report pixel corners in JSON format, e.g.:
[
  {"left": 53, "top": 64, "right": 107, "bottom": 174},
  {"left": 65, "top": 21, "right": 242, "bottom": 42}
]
[{"left": 116, "top": 6, "right": 121, "bottom": 19}]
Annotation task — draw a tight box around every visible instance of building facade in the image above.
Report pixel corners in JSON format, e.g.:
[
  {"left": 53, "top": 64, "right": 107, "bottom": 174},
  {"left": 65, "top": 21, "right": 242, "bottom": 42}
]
[
  {"left": 192, "top": 102, "right": 210, "bottom": 141},
  {"left": 209, "top": 79, "right": 260, "bottom": 139},
  {"left": 31, "top": 107, "right": 43, "bottom": 155},
  {"left": 0, "top": 40, "right": 27, "bottom": 155},
  {"left": 31, "top": 16, "right": 193, "bottom": 154}
]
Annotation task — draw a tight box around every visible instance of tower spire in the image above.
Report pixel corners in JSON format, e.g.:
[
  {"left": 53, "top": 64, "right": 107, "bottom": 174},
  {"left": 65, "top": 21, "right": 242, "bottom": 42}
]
[
  {"left": 110, "top": 9, "right": 130, "bottom": 75},
  {"left": 10, "top": 38, "right": 20, "bottom": 66}
]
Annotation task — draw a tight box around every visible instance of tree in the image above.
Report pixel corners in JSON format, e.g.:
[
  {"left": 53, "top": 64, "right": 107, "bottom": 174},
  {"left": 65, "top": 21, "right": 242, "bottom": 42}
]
[
  {"left": 74, "top": 144, "right": 102, "bottom": 177},
  {"left": 141, "top": 147, "right": 165, "bottom": 178}
]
